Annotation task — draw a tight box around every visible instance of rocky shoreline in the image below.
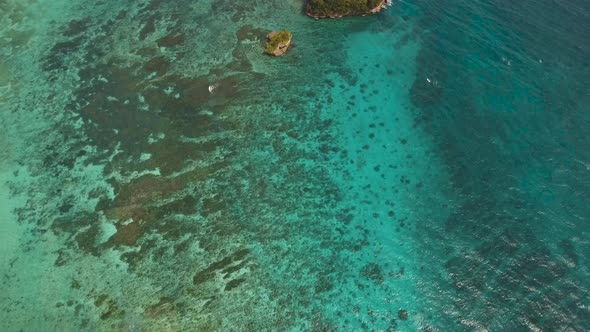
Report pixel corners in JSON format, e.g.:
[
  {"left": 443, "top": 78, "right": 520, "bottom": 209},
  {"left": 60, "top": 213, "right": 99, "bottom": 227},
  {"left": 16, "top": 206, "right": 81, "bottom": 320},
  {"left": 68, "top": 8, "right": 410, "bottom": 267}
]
[
  {"left": 305, "top": 0, "right": 386, "bottom": 19},
  {"left": 264, "top": 30, "right": 293, "bottom": 56}
]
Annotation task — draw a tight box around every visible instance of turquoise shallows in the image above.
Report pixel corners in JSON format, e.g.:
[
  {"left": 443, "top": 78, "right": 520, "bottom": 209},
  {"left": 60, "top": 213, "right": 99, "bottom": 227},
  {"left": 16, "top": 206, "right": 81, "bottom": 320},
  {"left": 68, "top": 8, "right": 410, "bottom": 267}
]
[{"left": 1, "top": 0, "right": 589, "bottom": 330}]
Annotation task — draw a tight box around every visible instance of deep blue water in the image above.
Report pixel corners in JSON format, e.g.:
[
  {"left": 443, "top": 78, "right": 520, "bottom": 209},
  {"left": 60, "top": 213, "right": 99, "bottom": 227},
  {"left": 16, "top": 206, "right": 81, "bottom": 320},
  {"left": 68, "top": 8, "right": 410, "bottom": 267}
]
[
  {"left": 1, "top": 0, "right": 589, "bottom": 330},
  {"left": 410, "top": 0, "right": 590, "bottom": 329}
]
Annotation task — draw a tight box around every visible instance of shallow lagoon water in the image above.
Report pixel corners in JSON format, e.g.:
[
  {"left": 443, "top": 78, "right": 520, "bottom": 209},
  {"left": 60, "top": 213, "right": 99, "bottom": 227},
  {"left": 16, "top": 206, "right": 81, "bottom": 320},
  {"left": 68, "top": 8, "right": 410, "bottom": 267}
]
[{"left": 1, "top": 0, "right": 590, "bottom": 330}]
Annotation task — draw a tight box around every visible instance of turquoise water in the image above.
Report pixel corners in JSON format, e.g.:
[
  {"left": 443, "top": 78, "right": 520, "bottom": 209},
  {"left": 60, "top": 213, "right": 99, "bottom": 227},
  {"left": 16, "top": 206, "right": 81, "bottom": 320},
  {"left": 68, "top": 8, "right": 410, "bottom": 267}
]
[{"left": 1, "top": 0, "right": 589, "bottom": 330}]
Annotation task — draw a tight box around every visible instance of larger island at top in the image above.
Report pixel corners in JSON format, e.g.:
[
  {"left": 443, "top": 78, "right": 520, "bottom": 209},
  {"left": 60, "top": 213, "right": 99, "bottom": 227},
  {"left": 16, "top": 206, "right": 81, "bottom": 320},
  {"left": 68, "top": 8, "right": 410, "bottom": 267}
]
[{"left": 306, "top": 0, "right": 385, "bottom": 18}]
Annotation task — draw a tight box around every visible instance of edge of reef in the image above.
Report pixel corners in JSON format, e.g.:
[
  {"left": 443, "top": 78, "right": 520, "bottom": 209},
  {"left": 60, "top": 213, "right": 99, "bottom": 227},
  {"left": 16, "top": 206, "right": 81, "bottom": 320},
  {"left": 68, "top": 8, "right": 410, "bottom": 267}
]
[{"left": 305, "top": 0, "right": 386, "bottom": 19}]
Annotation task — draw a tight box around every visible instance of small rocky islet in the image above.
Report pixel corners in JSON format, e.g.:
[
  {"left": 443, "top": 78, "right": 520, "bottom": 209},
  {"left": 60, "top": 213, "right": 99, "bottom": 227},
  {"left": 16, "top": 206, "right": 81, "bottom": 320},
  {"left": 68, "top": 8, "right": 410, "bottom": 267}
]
[
  {"left": 264, "top": 29, "right": 293, "bottom": 57},
  {"left": 265, "top": 0, "right": 386, "bottom": 55}
]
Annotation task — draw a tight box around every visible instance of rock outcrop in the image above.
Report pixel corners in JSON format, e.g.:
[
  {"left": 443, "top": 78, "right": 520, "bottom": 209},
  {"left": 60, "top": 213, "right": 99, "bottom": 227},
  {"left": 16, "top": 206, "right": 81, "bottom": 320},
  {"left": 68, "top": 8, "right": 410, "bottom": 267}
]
[
  {"left": 264, "top": 29, "right": 292, "bottom": 57},
  {"left": 305, "top": 0, "right": 385, "bottom": 19}
]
